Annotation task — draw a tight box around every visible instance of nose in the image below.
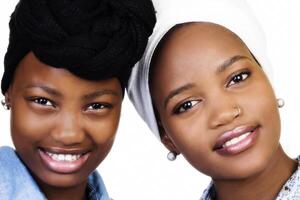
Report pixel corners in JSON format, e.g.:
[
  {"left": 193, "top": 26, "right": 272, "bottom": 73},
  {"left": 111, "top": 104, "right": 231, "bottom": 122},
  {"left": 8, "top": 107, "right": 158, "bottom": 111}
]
[
  {"left": 51, "top": 112, "right": 85, "bottom": 146},
  {"left": 208, "top": 95, "right": 241, "bottom": 129}
]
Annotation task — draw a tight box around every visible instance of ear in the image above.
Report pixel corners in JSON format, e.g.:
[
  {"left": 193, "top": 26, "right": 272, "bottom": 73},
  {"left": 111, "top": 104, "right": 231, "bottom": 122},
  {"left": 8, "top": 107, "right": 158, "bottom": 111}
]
[
  {"left": 4, "top": 87, "right": 10, "bottom": 105},
  {"left": 4, "top": 87, "right": 12, "bottom": 108},
  {"left": 157, "top": 120, "right": 180, "bottom": 155},
  {"left": 5, "top": 92, "right": 10, "bottom": 104}
]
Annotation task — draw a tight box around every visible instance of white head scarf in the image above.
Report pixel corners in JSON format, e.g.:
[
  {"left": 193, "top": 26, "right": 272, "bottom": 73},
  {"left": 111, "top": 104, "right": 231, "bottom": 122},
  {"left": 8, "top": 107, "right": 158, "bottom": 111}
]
[{"left": 127, "top": 0, "right": 273, "bottom": 140}]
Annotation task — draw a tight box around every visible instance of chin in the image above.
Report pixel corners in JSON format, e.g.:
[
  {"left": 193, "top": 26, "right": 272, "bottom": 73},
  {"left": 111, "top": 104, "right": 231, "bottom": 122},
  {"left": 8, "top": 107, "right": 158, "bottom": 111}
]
[
  {"left": 213, "top": 153, "right": 271, "bottom": 181},
  {"left": 34, "top": 170, "right": 90, "bottom": 188}
]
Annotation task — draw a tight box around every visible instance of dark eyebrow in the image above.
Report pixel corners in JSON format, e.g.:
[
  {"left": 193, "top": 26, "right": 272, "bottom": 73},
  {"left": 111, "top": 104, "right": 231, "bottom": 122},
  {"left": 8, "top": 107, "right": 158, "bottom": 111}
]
[
  {"left": 83, "top": 89, "right": 119, "bottom": 100},
  {"left": 216, "top": 55, "right": 250, "bottom": 74},
  {"left": 26, "top": 84, "right": 62, "bottom": 97},
  {"left": 162, "top": 55, "right": 250, "bottom": 108},
  {"left": 26, "top": 84, "right": 119, "bottom": 99},
  {"left": 164, "top": 83, "right": 196, "bottom": 108}
]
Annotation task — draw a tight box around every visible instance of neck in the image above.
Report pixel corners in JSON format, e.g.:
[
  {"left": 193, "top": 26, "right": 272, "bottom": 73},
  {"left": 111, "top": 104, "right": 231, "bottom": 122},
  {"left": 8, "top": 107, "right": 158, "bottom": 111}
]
[
  {"left": 213, "top": 145, "right": 297, "bottom": 200},
  {"left": 36, "top": 179, "right": 88, "bottom": 200}
]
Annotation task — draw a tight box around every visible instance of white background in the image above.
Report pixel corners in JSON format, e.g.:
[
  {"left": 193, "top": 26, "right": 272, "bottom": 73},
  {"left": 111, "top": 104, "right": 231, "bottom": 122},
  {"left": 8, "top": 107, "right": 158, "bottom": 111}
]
[{"left": 0, "top": 1, "right": 299, "bottom": 199}]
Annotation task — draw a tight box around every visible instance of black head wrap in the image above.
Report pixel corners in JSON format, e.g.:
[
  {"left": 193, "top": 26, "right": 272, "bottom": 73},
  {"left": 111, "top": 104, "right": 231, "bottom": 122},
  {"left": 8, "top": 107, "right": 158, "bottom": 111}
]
[{"left": 1, "top": 0, "right": 156, "bottom": 94}]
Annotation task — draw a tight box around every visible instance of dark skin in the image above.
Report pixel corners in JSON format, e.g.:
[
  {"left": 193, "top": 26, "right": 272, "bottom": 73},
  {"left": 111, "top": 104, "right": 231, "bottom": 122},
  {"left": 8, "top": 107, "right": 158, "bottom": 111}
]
[
  {"left": 150, "top": 23, "right": 297, "bottom": 200},
  {"left": 5, "top": 52, "right": 123, "bottom": 200}
]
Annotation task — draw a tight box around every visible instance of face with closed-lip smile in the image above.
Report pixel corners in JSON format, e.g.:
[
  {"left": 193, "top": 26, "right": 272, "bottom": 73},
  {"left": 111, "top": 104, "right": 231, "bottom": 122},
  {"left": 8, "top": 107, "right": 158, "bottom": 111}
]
[
  {"left": 5, "top": 52, "right": 122, "bottom": 189},
  {"left": 150, "top": 22, "right": 281, "bottom": 180}
]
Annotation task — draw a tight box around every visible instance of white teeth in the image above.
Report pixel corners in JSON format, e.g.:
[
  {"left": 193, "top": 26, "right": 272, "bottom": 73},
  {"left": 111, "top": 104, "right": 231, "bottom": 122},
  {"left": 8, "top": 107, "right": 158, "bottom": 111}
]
[
  {"left": 223, "top": 132, "right": 251, "bottom": 148},
  {"left": 65, "top": 154, "right": 72, "bottom": 161},
  {"left": 45, "top": 152, "right": 82, "bottom": 162}
]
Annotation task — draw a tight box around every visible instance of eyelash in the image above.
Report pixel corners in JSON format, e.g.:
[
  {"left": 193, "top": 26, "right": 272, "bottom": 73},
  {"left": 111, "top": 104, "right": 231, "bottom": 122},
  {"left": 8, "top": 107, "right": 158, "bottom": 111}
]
[
  {"left": 85, "top": 102, "right": 112, "bottom": 111},
  {"left": 172, "top": 71, "right": 250, "bottom": 115},
  {"left": 173, "top": 100, "right": 201, "bottom": 114},
  {"left": 227, "top": 71, "right": 251, "bottom": 87},
  {"left": 28, "top": 97, "right": 112, "bottom": 112},
  {"left": 29, "top": 97, "right": 55, "bottom": 107}
]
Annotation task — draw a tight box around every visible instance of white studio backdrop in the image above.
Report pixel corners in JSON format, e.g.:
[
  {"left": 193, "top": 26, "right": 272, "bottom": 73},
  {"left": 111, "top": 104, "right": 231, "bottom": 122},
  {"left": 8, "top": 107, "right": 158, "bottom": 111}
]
[{"left": 0, "top": 1, "right": 299, "bottom": 200}]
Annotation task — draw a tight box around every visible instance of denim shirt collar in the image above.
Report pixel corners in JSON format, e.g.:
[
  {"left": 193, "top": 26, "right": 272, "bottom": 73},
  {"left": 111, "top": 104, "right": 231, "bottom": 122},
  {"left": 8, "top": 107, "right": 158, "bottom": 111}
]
[
  {"left": 87, "top": 170, "right": 110, "bottom": 200},
  {"left": 0, "top": 146, "right": 110, "bottom": 200}
]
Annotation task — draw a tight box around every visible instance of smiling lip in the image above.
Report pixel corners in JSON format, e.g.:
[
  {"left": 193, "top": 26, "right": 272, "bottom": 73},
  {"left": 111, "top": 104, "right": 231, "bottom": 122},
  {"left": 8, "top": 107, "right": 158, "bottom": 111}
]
[
  {"left": 213, "top": 125, "right": 259, "bottom": 156},
  {"left": 38, "top": 147, "right": 91, "bottom": 174}
]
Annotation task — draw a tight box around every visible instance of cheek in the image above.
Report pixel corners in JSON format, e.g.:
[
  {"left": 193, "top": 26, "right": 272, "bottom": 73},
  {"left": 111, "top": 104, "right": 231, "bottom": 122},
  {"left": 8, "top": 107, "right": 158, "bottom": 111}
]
[
  {"left": 233, "top": 84, "right": 281, "bottom": 175},
  {"left": 243, "top": 82, "right": 280, "bottom": 135},
  {"left": 87, "top": 108, "right": 121, "bottom": 145},
  {"left": 10, "top": 103, "right": 54, "bottom": 147},
  {"left": 164, "top": 116, "right": 211, "bottom": 165},
  {"left": 256, "top": 96, "right": 279, "bottom": 128},
  {"left": 85, "top": 109, "right": 121, "bottom": 167}
]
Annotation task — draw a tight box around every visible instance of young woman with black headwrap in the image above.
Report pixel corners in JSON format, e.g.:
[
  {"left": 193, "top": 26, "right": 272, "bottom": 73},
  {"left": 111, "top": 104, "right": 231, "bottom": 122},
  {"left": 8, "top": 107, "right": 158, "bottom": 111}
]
[{"left": 0, "top": 0, "right": 155, "bottom": 199}]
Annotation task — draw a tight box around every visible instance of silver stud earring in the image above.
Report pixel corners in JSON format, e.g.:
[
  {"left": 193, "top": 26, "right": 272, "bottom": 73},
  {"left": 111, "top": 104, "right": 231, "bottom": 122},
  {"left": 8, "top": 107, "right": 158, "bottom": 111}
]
[
  {"left": 277, "top": 98, "right": 285, "bottom": 108},
  {"left": 167, "top": 151, "right": 177, "bottom": 161},
  {"left": 1, "top": 99, "right": 10, "bottom": 110}
]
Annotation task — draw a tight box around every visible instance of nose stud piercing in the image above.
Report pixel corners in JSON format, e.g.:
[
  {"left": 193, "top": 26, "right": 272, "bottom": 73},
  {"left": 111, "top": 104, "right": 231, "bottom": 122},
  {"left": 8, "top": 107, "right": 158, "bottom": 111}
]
[
  {"left": 1, "top": 99, "right": 10, "bottom": 110},
  {"left": 277, "top": 98, "right": 285, "bottom": 108},
  {"left": 234, "top": 105, "right": 242, "bottom": 117},
  {"left": 167, "top": 151, "right": 177, "bottom": 161}
]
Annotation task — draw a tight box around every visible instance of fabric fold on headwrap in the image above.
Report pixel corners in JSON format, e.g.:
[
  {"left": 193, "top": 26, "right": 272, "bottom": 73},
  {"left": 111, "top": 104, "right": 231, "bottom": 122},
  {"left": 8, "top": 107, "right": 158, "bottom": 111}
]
[
  {"left": 1, "top": 0, "right": 156, "bottom": 94},
  {"left": 127, "top": 0, "right": 273, "bottom": 140}
]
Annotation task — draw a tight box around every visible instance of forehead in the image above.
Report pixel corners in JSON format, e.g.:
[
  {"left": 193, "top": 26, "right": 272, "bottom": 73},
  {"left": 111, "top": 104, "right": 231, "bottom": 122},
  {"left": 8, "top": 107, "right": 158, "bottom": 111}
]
[
  {"left": 151, "top": 22, "right": 252, "bottom": 75},
  {"left": 11, "top": 52, "right": 121, "bottom": 95}
]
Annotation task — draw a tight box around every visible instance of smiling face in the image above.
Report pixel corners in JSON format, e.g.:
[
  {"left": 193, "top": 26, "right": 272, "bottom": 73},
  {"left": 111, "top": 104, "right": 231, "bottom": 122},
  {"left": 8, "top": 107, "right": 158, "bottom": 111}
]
[
  {"left": 150, "top": 23, "right": 281, "bottom": 180},
  {"left": 5, "top": 52, "right": 122, "bottom": 189}
]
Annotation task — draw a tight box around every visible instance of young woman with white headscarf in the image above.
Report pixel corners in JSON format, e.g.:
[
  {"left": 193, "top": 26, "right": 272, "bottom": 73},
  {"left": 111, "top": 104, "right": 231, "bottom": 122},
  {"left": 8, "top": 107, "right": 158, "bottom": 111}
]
[{"left": 128, "top": 0, "right": 300, "bottom": 199}]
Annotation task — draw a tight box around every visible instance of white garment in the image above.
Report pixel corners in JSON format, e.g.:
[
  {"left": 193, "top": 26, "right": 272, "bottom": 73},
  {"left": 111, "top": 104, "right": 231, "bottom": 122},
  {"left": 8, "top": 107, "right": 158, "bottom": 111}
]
[{"left": 127, "top": 0, "right": 273, "bottom": 140}]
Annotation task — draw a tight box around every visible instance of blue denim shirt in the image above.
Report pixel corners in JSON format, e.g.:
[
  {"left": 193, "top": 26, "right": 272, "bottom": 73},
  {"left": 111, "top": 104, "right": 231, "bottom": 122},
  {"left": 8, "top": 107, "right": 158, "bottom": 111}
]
[{"left": 0, "top": 146, "right": 110, "bottom": 200}]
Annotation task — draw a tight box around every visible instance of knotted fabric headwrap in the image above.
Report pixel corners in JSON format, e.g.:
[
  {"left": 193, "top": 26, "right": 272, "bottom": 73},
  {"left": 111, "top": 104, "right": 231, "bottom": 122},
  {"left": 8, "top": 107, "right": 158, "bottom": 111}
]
[
  {"left": 1, "top": 0, "right": 156, "bottom": 94},
  {"left": 127, "top": 0, "right": 273, "bottom": 140}
]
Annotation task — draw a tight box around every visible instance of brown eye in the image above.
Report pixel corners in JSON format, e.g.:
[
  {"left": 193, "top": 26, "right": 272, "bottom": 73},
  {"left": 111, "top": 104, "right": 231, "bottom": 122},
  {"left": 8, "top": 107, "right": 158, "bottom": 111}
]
[
  {"left": 31, "top": 97, "right": 54, "bottom": 107},
  {"left": 85, "top": 103, "right": 112, "bottom": 111},
  {"left": 227, "top": 71, "right": 250, "bottom": 87},
  {"left": 174, "top": 100, "right": 200, "bottom": 114}
]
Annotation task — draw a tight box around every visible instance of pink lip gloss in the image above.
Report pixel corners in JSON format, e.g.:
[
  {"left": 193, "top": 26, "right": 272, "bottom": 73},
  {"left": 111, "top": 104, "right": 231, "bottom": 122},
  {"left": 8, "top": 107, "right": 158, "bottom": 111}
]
[{"left": 38, "top": 149, "right": 90, "bottom": 174}]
